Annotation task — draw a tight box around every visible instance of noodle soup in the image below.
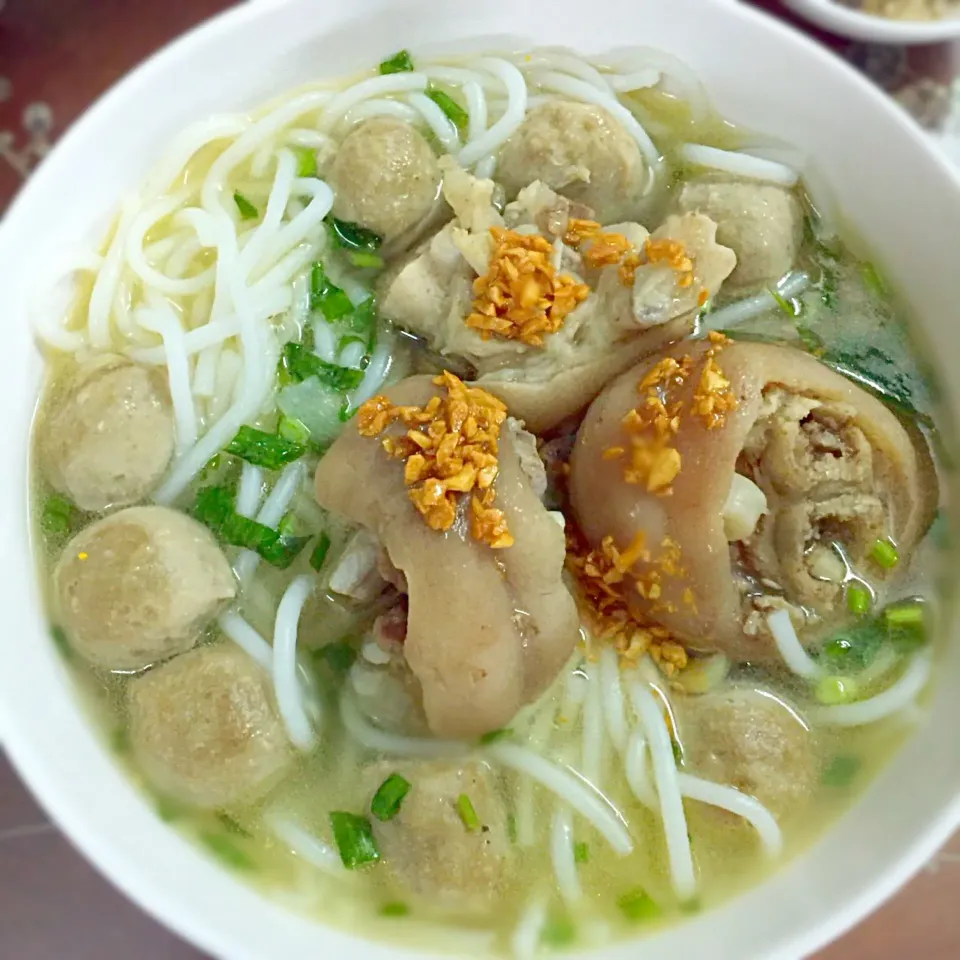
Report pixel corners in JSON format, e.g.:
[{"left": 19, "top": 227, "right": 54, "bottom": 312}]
[{"left": 31, "top": 42, "right": 947, "bottom": 957}]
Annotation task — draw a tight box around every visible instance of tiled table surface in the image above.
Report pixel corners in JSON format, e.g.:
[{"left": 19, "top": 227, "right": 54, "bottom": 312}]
[{"left": 2, "top": 1, "right": 960, "bottom": 957}]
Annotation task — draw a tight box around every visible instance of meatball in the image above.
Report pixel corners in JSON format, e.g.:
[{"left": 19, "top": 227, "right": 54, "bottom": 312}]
[
  {"left": 39, "top": 356, "right": 175, "bottom": 512},
  {"left": 497, "top": 101, "right": 648, "bottom": 223},
  {"left": 54, "top": 506, "right": 236, "bottom": 670},
  {"left": 328, "top": 118, "right": 441, "bottom": 246},
  {"left": 681, "top": 687, "right": 818, "bottom": 819},
  {"left": 368, "top": 760, "right": 510, "bottom": 915},
  {"left": 128, "top": 644, "right": 292, "bottom": 808},
  {"left": 676, "top": 178, "right": 803, "bottom": 289}
]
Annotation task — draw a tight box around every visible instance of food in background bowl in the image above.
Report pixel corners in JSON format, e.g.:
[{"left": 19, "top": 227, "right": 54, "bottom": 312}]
[
  {"left": 31, "top": 38, "right": 945, "bottom": 957},
  {"left": 838, "top": 0, "right": 960, "bottom": 20}
]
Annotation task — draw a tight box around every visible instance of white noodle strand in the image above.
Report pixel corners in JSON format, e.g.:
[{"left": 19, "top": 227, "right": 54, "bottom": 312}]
[{"left": 273, "top": 574, "right": 318, "bottom": 752}]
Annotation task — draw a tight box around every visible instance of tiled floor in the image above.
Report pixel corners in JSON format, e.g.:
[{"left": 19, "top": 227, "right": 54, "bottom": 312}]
[{"left": 3, "top": 1, "right": 960, "bottom": 958}]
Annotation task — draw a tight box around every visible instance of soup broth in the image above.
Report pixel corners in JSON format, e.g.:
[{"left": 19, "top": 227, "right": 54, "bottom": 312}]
[{"left": 31, "top": 43, "right": 949, "bottom": 957}]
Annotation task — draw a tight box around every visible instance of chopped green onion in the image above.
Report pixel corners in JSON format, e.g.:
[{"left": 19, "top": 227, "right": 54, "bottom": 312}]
[
  {"left": 426, "top": 87, "right": 469, "bottom": 132},
  {"left": 233, "top": 191, "right": 259, "bottom": 221},
  {"left": 870, "top": 538, "right": 900, "bottom": 570},
  {"left": 225, "top": 425, "right": 305, "bottom": 470},
  {"left": 379, "top": 902, "right": 409, "bottom": 917},
  {"left": 329, "top": 811, "right": 380, "bottom": 868},
  {"left": 370, "top": 773, "right": 412, "bottom": 822},
  {"left": 379, "top": 49, "right": 415, "bottom": 75},
  {"left": 455, "top": 793, "right": 481, "bottom": 832},
  {"left": 200, "top": 831, "right": 255, "bottom": 870},
  {"left": 541, "top": 916, "right": 576, "bottom": 947},
  {"left": 315, "top": 639, "right": 357, "bottom": 674},
  {"left": 768, "top": 286, "right": 796, "bottom": 317},
  {"left": 280, "top": 342, "right": 364, "bottom": 391},
  {"left": 796, "top": 324, "right": 825, "bottom": 355},
  {"left": 310, "top": 533, "right": 332, "bottom": 571},
  {"left": 277, "top": 513, "right": 298, "bottom": 538},
  {"left": 294, "top": 146, "right": 318, "bottom": 178},
  {"left": 573, "top": 841, "right": 590, "bottom": 864},
  {"left": 815, "top": 675, "right": 859, "bottom": 706},
  {"left": 198, "top": 453, "right": 222, "bottom": 483},
  {"left": 41, "top": 494, "right": 76, "bottom": 538},
  {"left": 193, "top": 485, "right": 309, "bottom": 568},
  {"left": 277, "top": 414, "right": 312, "bottom": 446},
  {"left": 349, "top": 250, "right": 385, "bottom": 270},
  {"left": 216, "top": 813, "right": 252, "bottom": 837},
  {"left": 671, "top": 738, "right": 684, "bottom": 766},
  {"left": 478, "top": 728, "right": 511, "bottom": 745},
  {"left": 846, "top": 584, "right": 871, "bottom": 616},
  {"left": 326, "top": 217, "right": 383, "bottom": 253},
  {"left": 885, "top": 601, "right": 925, "bottom": 629},
  {"left": 886, "top": 600, "right": 928, "bottom": 653},
  {"left": 309, "top": 262, "right": 354, "bottom": 320},
  {"left": 822, "top": 755, "right": 861, "bottom": 787},
  {"left": 617, "top": 888, "right": 661, "bottom": 923}
]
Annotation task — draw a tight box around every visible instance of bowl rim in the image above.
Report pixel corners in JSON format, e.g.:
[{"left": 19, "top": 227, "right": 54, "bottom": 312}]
[
  {"left": 2, "top": 1, "right": 960, "bottom": 959},
  {"left": 779, "top": 0, "right": 960, "bottom": 44}
]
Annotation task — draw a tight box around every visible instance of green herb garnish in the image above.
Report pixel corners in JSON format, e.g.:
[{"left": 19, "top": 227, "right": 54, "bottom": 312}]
[
  {"left": 280, "top": 343, "right": 364, "bottom": 391},
  {"left": 200, "top": 831, "right": 255, "bottom": 870},
  {"left": 309, "top": 533, "right": 332, "bottom": 571},
  {"left": 478, "top": 728, "right": 511, "bottom": 745},
  {"left": 326, "top": 217, "right": 383, "bottom": 254},
  {"left": 795, "top": 324, "right": 825, "bottom": 355},
  {"left": 617, "top": 888, "right": 661, "bottom": 923},
  {"left": 815, "top": 675, "right": 859, "bottom": 706},
  {"left": 309, "top": 261, "right": 354, "bottom": 320},
  {"left": 379, "top": 49, "right": 415, "bottom": 75},
  {"left": 541, "top": 915, "right": 576, "bottom": 948},
  {"left": 371, "top": 773, "right": 412, "bottom": 822},
  {"left": 870, "top": 538, "right": 900, "bottom": 570},
  {"left": 329, "top": 811, "right": 380, "bottom": 868},
  {"left": 768, "top": 286, "right": 796, "bottom": 317},
  {"left": 671, "top": 738, "right": 684, "bottom": 766},
  {"left": 315, "top": 639, "right": 357, "bottom": 674},
  {"left": 294, "top": 146, "right": 318, "bottom": 178},
  {"left": 380, "top": 902, "right": 410, "bottom": 917},
  {"left": 216, "top": 813, "right": 252, "bottom": 838},
  {"left": 427, "top": 87, "right": 469, "bottom": 132},
  {"left": 349, "top": 250, "right": 385, "bottom": 270},
  {"left": 861, "top": 261, "right": 888, "bottom": 298},
  {"left": 455, "top": 793, "right": 481, "bottom": 832},
  {"left": 574, "top": 841, "right": 590, "bottom": 864},
  {"left": 41, "top": 494, "right": 77, "bottom": 539},
  {"left": 846, "top": 584, "right": 871, "bottom": 616},
  {"left": 225, "top": 425, "right": 305, "bottom": 470},
  {"left": 823, "top": 755, "right": 861, "bottom": 787},
  {"left": 277, "top": 415, "right": 311, "bottom": 446},
  {"left": 193, "top": 485, "right": 309, "bottom": 568},
  {"left": 233, "top": 191, "right": 259, "bottom": 221}
]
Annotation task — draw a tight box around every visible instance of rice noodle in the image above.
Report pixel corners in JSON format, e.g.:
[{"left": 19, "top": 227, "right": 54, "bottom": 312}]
[
  {"left": 343, "top": 98, "right": 421, "bottom": 126},
  {"left": 347, "top": 334, "right": 394, "bottom": 410},
  {"left": 216, "top": 609, "right": 274, "bottom": 671},
  {"left": 680, "top": 144, "right": 799, "bottom": 187},
  {"left": 511, "top": 896, "right": 548, "bottom": 960},
  {"left": 550, "top": 807, "right": 582, "bottom": 904},
  {"left": 677, "top": 773, "right": 783, "bottom": 858},
  {"left": 273, "top": 574, "right": 318, "bottom": 752},
  {"left": 458, "top": 59, "right": 527, "bottom": 167},
  {"left": 486, "top": 743, "right": 633, "bottom": 856},
  {"left": 405, "top": 93, "right": 461, "bottom": 153},
  {"left": 767, "top": 609, "right": 822, "bottom": 679},
  {"left": 598, "top": 646, "right": 628, "bottom": 754},
  {"left": 462, "top": 80, "right": 488, "bottom": 144},
  {"left": 266, "top": 811, "right": 344, "bottom": 875},
  {"left": 235, "top": 462, "right": 265, "bottom": 519},
  {"left": 319, "top": 73, "right": 429, "bottom": 132},
  {"left": 698, "top": 271, "right": 811, "bottom": 335},
  {"left": 580, "top": 660, "right": 605, "bottom": 786},
  {"left": 808, "top": 652, "right": 932, "bottom": 727},
  {"left": 339, "top": 692, "right": 469, "bottom": 759},
  {"left": 629, "top": 683, "right": 696, "bottom": 901},
  {"left": 624, "top": 729, "right": 657, "bottom": 809},
  {"left": 515, "top": 700, "right": 557, "bottom": 849}
]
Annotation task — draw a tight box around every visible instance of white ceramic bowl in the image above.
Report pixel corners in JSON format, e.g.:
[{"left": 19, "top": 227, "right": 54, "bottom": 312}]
[
  {"left": 1, "top": 0, "right": 959, "bottom": 958},
  {"left": 780, "top": 0, "right": 960, "bottom": 44}
]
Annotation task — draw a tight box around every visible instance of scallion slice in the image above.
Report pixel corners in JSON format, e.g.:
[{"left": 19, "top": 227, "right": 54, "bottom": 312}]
[
  {"left": 226, "top": 425, "right": 305, "bottom": 470},
  {"left": 41, "top": 494, "right": 76, "bottom": 538},
  {"left": 200, "top": 831, "right": 255, "bottom": 870},
  {"left": 846, "top": 584, "right": 871, "bottom": 616},
  {"left": 426, "top": 87, "right": 469, "bottom": 132},
  {"left": 277, "top": 415, "right": 312, "bottom": 447},
  {"left": 294, "top": 146, "right": 318, "bottom": 178},
  {"left": 379, "top": 49, "right": 415, "bottom": 75},
  {"left": 822, "top": 755, "right": 861, "bottom": 787},
  {"left": 329, "top": 811, "right": 380, "bottom": 868},
  {"left": 455, "top": 793, "right": 481, "bottom": 832},
  {"left": 309, "top": 532, "right": 332, "bottom": 571},
  {"left": 349, "top": 250, "right": 385, "bottom": 270},
  {"left": 617, "top": 889, "right": 661, "bottom": 923},
  {"left": 280, "top": 342, "right": 364, "bottom": 391},
  {"left": 870, "top": 538, "right": 900, "bottom": 569},
  {"left": 315, "top": 639, "right": 357, "bottom": 674},
  {"left": 574, "top": 841, "right": 590, "bottom": 864},
  {"left": 478, "top": 728, "right": 511, "bottom": 745},
  {"left": 326, "top": 217, "right": 383, "bottom": 253},
  {"left": 380, "top": 902, "right": 409, "bottom": 917},
  {"left": 309, "top": 262, "right": 354, "bottom": 320},
  {"left": 541, "top": 916, "right": 576, "bottom": 947},
  {"left": 370, "top": 773, "right": 412, "bottom": 822},
  {"left": 768, "top": 286, "right": 796, "bottom": 317},
  {"left": 815, "top": 675, "right": 859, "bottom": 706},
  {"left": 234, "top": 191, "right": 259, "bottom": 221}
]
